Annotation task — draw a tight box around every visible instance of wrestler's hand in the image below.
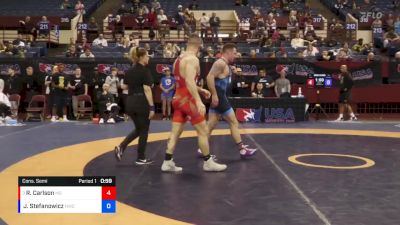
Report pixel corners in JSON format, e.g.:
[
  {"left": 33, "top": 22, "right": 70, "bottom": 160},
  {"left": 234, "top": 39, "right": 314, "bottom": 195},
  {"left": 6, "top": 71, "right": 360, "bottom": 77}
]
[
  {"left": 211, "top": 94, "right": 219, "bottom": 107},
  {"left": 148, "top": 110, "right": 155, "bottom": 120},
  {"left": 200, "top": 88, "right": 211, "bottom": 99},
  {"left": 196, "top": 100, "right": 206, "bottom": 116}
]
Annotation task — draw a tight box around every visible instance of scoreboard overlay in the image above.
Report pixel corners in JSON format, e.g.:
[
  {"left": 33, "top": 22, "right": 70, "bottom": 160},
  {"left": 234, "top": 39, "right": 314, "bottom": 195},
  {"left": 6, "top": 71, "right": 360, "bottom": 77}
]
[{"left": 18, "top": 176, "right": 116, "bottom": 214}]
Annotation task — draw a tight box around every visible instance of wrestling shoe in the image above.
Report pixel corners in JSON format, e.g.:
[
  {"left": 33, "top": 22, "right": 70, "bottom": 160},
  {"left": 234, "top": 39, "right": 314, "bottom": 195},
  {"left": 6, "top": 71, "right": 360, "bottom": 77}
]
[
  {"left": 350, "top": 116, "right": 358, "bottom": 121},
  {"left": 114, "top": 146, "right": 123, "bottom": 161},
  {"left": 197, "top": 148, "right": 217, "bottom": 160},
  {"left": 335, "top": 117, "right": 344, "bottom": 122},
  {"left": 203, "top": 157, "right": 227, "bottom": 172},
  {"left": 239, "top": 144, "right": 257, "bottom": 159},
  {"left": 161, "top": 160, "right": 183, "bottom": 172},
  {"left": 135, "top": 158, "right": 154, "bottom": 165}
]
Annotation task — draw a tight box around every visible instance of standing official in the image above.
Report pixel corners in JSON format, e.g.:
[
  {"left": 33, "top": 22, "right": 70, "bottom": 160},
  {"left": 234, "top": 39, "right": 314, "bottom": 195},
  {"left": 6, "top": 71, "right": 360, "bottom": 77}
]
[
  {"left": 336, "top": 65, "right": 357, "bottom": 121},
  {"left": 115, "top": 47, "right": 155, "bottom": 165}
]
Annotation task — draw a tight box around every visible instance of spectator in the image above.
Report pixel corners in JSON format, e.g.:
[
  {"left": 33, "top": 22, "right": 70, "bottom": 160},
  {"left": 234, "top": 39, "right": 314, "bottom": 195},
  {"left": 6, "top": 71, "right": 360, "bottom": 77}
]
[
  {"left": 147, "top": 8, "right": 157, "bottom": 28},
  {"left": 340, "top": 42, "right": 353, "bottom": 57},
  {"left": 239, "top": 18, "right": 251, "bottom": 38},
  {"left": 291, "top": 32, "right": 304, "bottom": 49},
  {"left": 235, "top": 0, "right": 242, "bottom": 6},
  {"left": 92, "top": 34, "right": 108, "bottom": 47},
  {"left": 232, "top": 67, "right": 250, "bottom": 97},
  {"left": 50, "top": 64, "right": 69, "bottom": 122},
  {"left": 60, "top": 0, "right": 72, "bottom": 9},
  {"left": 105, "top": 67, "right": 120, "bottom": 101},
  {"left": 318, "top": 50, "right": 334, "bottom": 61},
  {"left": 200, "top": 13, "right": 210, "bottom": 39},
  {"left": 66, "top": 44, "right": 79, "bottom": 58},
  {"left": 75, "top": 0, "right": 85, "bottom": 15},
  {"left": 23, "top": 66, "right": 41, "bottom": 109},
  {"left": 159, "top": 67, "right": 175, "bottom": 120},
  {"left": 204, "top": 46, "right": 215, "bottom": 59},
  {"left": 259, "top": 34, "right": 272, "bottom": 48},
  {"left": 385, "top": 13, "right": 395, "bottom": 31},
  {"left": 251, "top": 68, "right": 275, "bottom": 97},
  {"left": 80, "top": 48, "right": 95, "bottom": 58},
  {"left": 155, "top": 38, "right": 166, "bottom": 55},
  {"left": 118, "top": 4, "right": 129, "bottom": 15},
  {"left": 113, "top": 15, "right": 125, "bottom": 38},
  {"left": 19, "top": 16, "right": 36, "bottom": 41},
  {"left": 5, "top": 68, "right": 22, "bottom": 96},
  {"left": 265, "top": 13, "right": 277, "bottom": 34},
  {"left": 87, "top": 17, "right": 99, "bottom": 42},
  {"left": 157, "top": 9, "right": 168, "bottom": 25},
  {"left": 0, "top": 79, "right": 12, "bottom": 120},
  {"left": 367, "top": 52, "right": 375, "bottom": 62},
  {"left": 135, "top": 10, "right": 147, "bottom": 30},
  {"left": 69, "top": 67, "right": 88, "bottom": 118},
  {"left": 189, "top": 0, "right": 199, "bottom": 10},
  {"left": 151, "top": 0, "right": 161, "bottom": 11},
  {"left": 287, "top": 16, "right": 299, "bottom": 39},
  {"left": 209, "top": 12, "right": 221, "bottom": 42},
  {"left": 329, "top": 18, "right": 343, "bottom": 31},
  {"left": 175, "top": 5, "right": 185, "bottom": 38},
  {"left": 91, "top": 66, "right": 107, "bottom": 109},
  {"left": 362, "top": 42, "right": 375, "bottom": 55},
  {"left": 303, "top": 43, "right": 319, "bottom": 57},
  {"left": 141, "top": 4, "right": 149, "bottom": 15},
  {"left": 371, "top": 17, "right": 383, "bottom": 28},
  {"left": 336, "top": 49, "right": 350, "bottom": 61},
  {"left": 383, "top": 28, "right": 399, "bottom": 48},
  {"left": 37, "top": 16, "right": 51, "bottom": 38},
  {"left": 163, "top": 43, "right": 179, "bottom": 58},
  {"left": 352, "top": 38, "right": 365, "bottom": 53},
  {"left": 187, "top": 12, "right": 197, "bottom": 35},
  {"left": 12, "top": 34, "right": 25, "bottom": 48},
  {"left": 130, "top": 0, "right": 141, "bottom": 14},
  {"left": 274, "top": 65, "right": 291, "bottom": 98},
  {"left": 395, "top": 16, "right": 400, "bottom": 35},
  {"left": 144, "top": 43, "right": 154, "bottom": 57},
  {"left": 249, "top": 49, "right": 257, "bottom": 58},
  {"left": 304, "top": 17, "right": 315, "bottom": 37},
  {"left": 4, "top": 43, "right": 21, "bottom": 57},
  {"left": 76, "top": 37, "right": 90, "bottom": 53},
  {"left": 97, "top": 83, "right": 119, "bottom": 124},
  {"left": 395, "top": 51, "right": 400, "bottom": 59},
  {"left": 252, "top": 83, "right": 265, "bottom": 98}
]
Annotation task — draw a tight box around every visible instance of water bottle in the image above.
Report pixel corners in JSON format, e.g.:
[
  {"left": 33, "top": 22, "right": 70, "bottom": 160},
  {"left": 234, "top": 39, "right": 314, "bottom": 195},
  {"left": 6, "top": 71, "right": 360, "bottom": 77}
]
[{"left": 298, "top": 87, "right": 302, "bottom": 97}]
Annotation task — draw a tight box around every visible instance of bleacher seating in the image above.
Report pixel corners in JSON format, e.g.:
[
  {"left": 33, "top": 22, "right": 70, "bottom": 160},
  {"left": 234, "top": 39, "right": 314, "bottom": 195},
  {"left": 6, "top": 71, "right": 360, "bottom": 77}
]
[{"left": 0, "top": 0, "right": 104, "bottom": 17}]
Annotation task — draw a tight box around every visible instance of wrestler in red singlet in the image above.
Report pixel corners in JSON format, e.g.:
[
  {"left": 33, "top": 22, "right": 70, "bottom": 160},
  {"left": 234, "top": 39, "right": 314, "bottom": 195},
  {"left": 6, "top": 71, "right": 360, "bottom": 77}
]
[{"left": 171, "top": 56, "right": 205, "bottom": 125}]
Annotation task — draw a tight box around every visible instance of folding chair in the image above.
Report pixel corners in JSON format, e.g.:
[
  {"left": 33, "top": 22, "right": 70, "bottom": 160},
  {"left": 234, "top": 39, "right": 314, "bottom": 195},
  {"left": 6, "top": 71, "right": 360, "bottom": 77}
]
[
  {"left": 26, "top": 95, "right": 46, "bottom": 121},
  {"left": 76, "top": 94, "right": 93, "bottom": 120},
  {"left": 8, "top": 94, "right": 21, "bottom": 118}
]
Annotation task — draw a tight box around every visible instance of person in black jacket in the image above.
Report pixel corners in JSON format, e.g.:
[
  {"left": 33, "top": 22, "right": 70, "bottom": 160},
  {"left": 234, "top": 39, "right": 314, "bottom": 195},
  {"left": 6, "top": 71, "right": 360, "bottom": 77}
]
[
  {"left": 23, "top": 66, "right": 42, "bottom": 111},
  {"left": 114, "top": 47, "right": 155, "bottom": 165},
  {"left": 209, "top": 12, "right": 221, "bottom": 42},
  {"left": 336, "top": 65, "right": 357, "bottom": 121}
]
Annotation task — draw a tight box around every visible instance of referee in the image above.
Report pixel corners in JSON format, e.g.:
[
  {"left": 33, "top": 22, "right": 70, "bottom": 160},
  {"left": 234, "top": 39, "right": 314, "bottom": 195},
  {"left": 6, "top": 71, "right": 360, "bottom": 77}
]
[
  {"left": 336, "top": 65, "right": 357, "bottom": 121},
  {"left": 114, "top": 47, "right": 155, "bottom": 165}
]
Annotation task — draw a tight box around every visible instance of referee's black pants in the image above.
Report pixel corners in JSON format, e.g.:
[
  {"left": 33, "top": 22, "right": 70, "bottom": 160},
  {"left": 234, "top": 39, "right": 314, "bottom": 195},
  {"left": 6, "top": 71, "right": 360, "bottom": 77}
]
[{"left": 120, "top": 110, "right": 150, "bottom": 160}]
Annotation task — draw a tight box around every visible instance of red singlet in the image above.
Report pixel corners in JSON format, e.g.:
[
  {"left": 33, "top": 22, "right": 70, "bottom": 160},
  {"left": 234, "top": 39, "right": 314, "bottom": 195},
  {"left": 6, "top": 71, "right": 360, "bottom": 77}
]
[{"left": 171, "top": 56, "right": 205, "bottom": 125}]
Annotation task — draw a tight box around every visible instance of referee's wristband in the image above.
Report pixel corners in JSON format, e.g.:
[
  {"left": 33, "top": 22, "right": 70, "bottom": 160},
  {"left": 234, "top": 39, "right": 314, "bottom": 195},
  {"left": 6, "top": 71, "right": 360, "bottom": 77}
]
[{"left": 149, "top": 105, "right": 155, "bottom": 111}]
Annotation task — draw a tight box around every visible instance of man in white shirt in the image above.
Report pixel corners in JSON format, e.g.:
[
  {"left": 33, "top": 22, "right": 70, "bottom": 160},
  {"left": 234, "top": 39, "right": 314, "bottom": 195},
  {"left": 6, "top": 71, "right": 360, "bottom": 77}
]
[
  {"left": 199, "top": 13, "right": 210, "bottom": 39},
  {"left": 291, "top": 33, "right": 304, "bottom": 49},
  {"left": 157, "top": 10, "right": 168, "bottom": 25},
  {"left": 92, "top": 34, "right": 108, "bottom": 47}
]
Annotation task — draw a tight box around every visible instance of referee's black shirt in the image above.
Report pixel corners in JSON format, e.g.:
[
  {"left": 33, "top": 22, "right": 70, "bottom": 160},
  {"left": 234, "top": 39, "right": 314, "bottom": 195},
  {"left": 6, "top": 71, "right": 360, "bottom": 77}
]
[{"left": 124, "top": 63, "right": 154, "bottom": 112}]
